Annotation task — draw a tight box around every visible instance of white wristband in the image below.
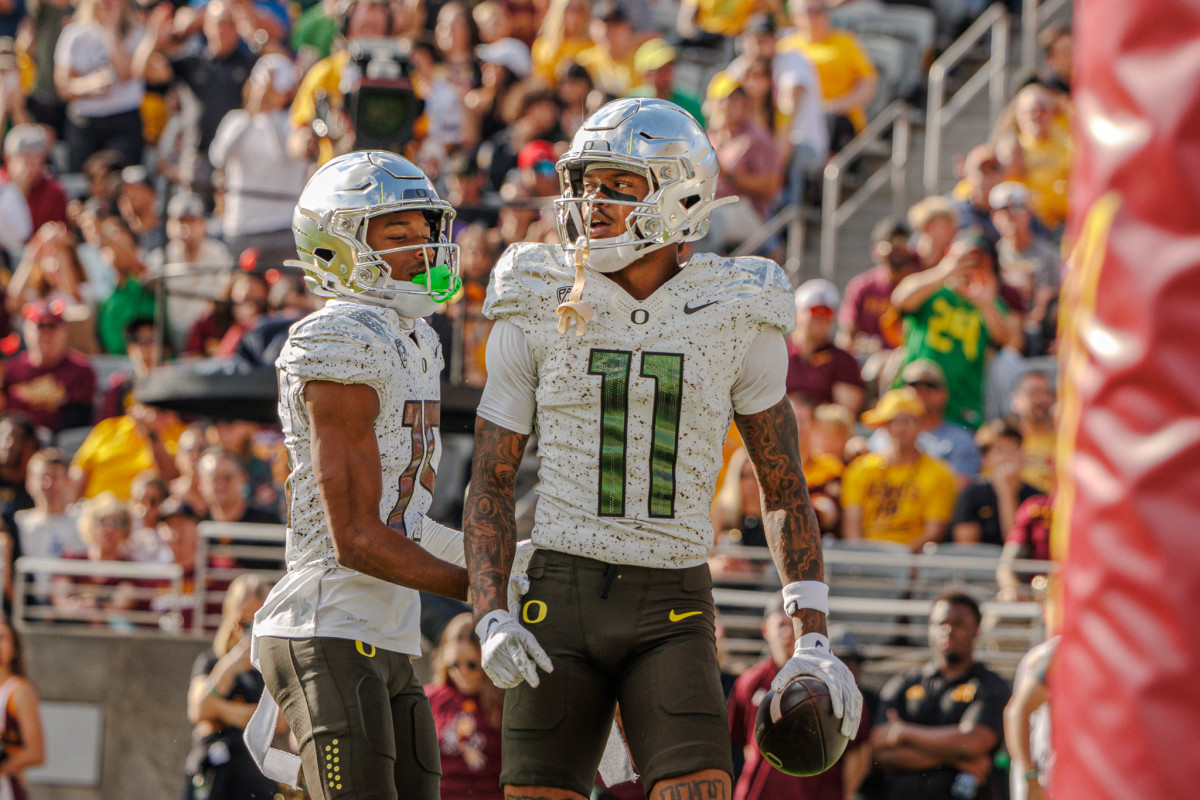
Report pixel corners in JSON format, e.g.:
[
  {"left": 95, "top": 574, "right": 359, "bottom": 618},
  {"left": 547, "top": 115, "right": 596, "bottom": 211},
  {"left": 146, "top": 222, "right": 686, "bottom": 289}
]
[
  {"left": 798, "top": 632, "right": 830, "bottom": 651},
  {"left": 782, "top": 580, "right": 829, "bottom": 616}
]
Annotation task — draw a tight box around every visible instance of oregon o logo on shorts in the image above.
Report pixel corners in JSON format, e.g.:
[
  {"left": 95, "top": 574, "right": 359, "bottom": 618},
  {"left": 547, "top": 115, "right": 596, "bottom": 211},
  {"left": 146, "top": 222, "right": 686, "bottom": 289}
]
[
  {"left": 522, "top": 600, "right": 548, "bottom": 624},
  {"left": 355, "top": 640, "right": 377, "bottom": 658}
]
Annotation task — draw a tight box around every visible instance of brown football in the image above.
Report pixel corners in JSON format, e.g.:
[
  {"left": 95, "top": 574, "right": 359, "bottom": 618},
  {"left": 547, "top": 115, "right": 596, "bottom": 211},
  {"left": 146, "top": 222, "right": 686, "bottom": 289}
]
[{"left": 754, "top": 675, "right": 849, "bottom": 776}]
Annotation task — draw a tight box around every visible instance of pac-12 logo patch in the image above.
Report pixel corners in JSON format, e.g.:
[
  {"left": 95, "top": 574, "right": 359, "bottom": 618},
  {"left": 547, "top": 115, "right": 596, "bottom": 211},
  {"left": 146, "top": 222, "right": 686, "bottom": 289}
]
[{"left": 557, "top": 286, "right": 572, "bottom": 304}]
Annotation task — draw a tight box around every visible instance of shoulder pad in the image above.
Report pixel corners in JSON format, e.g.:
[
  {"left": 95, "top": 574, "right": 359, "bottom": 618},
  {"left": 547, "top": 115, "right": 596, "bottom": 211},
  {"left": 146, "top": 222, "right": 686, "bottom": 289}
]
[
  {"left": 484, "top": 243, "right": 573, "bottom": 324},
  {"left": 276, "top": 303, "right": 397, "bottom": 387},
  {"left": 688, "top": 254, "right": 796, "bottom": 334}
]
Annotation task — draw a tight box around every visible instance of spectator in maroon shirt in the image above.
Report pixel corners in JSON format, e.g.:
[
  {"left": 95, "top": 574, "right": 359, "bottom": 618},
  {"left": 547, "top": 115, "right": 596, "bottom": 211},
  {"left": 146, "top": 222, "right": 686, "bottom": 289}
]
[
  {"left": 785, "top": 279, "right": 864, "bottom": 416},
  {"left": 837, "top": 216, "right": 917, "bottom": 360},
  {"left": 996, "top": 491, "right": 1055, "bottom": 601},
  {"left": 1, "top": 125, "right": 67, "bottom": 232},
  {"left": 0, "top": 301, "right": 95, "bottom": 434}
]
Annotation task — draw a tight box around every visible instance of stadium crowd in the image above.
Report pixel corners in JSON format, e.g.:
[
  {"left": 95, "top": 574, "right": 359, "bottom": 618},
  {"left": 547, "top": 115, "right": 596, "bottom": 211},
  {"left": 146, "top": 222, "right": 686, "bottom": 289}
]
[{"left": 0, "top": 0, "right": 1071, "bottom": 796}]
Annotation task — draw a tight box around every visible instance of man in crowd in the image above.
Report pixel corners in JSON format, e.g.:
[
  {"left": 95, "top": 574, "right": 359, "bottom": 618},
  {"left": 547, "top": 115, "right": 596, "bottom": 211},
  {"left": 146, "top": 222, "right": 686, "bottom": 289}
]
[
  {"left": 1009, "top": 369, "right": 1056, "bottom": 494},
  {"left": 951, "top": 420, "right": 1042, "bottom": 547},
  {"left": 786, "top": 279, "right": 864, "bottom": 415},
  {"left": 838, "top": 216, "right": 917, "bottom": 360},
  {"left": 989, "top": 181, "right": 1060, "bottom": 356},
  {"left": 951, "top": 145, "right": 1004, "bottom": 241},
  {"left": 464, "top": 98, "right": 861, "bottom": 800},
  {"left": 0, "top": 301, "right": 95, "bottom": 434},
  {"left": 871, "top": 590, "right": 1011, "bottom": 799},
  {"left": 870, "top": 359, "right": 981, "bottom": 486},
  {"left": 842, "top": 387, "right": 958, "bottom": 551},
  {"left": 2, "top": 124, "right": 67, "bottom": 231},
  {"left": 136, "top": 0, "right": 258, "bottom": 193},
  {"left": 891, "top": 229, "right": 1019, "bottom": 430}
]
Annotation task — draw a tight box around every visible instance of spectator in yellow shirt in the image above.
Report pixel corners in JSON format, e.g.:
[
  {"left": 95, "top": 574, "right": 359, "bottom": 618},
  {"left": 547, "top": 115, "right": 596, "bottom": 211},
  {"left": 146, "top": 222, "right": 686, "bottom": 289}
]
[
  {"left": 1009, "top": 84, "right": 1072, "bottom": 233},
  {"left": 842, "top": 388, "right": 958, "bottom": 551},
  {"left": 69, "top": 404, "right": 184, "bottom": 501},
  {"left": 532, "top": 0, "right": 593, "bottom": 85},
  {"left": 777, "top": 0, "right": 876, "bottom": 150},
  {"left": 575, "top": 1, "right": 638, "bottom": 97}
]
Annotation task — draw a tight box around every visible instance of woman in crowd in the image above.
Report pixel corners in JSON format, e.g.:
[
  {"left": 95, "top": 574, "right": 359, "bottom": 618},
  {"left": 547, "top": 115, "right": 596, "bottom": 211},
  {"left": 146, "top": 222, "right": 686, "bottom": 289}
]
[
  {"left": 0, "top": 615, "right": 45, "bottom": 798},
  {"left": 426, "top": 612, "right": 504, "bottom": 799},
  {"left": 50, "top": 493, "right": 137, "bottom": 618},
  {"left": 53, "top": 0, "right": 146, "bottom": 171},
  {"left": 208, "top": 54, "right": 309, "bottom": 271},
  {"left": 5, "top": 222, "right": 94, "bottom": 325},
  {"left": 184, "top": 574, "right": 282, "bottom": 800}
]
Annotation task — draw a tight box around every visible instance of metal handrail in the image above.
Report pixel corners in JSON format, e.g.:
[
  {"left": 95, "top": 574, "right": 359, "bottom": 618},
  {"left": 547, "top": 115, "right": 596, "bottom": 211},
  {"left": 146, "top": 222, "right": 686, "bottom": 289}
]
[
  {"left": 924, "top": 3, "right": 1010, "bottom": 196},
  {"left": 1021, "top": 0, "right": 1073, "bottom": 71},
  {"left": 194, "top": 521, "right": 286, "bottom": 632},
  {"left": 819, "top": 100, "right": 912, "bottom": 280},
  {"left": 13, "top": 557, "right": 185, "bottom": 632},
  {"left": 731, "top": 204, "right": 807, "bottom": 279}
]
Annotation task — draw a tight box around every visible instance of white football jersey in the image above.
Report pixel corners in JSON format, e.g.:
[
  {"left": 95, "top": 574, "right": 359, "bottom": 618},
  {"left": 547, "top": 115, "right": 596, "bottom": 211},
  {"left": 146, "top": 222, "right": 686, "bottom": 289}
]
[
  {"left": 253, "top": 299, "right": 443, "bottom": 656},
  {"left": 484, "top": 243, "right": 795, "bottom": 569}
]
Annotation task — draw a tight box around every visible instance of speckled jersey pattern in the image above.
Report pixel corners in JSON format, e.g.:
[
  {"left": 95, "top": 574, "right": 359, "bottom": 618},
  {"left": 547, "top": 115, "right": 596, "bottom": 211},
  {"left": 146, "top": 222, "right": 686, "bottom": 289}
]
[{"left": 485, "top": 243, "right": 794, "bottom": 569}]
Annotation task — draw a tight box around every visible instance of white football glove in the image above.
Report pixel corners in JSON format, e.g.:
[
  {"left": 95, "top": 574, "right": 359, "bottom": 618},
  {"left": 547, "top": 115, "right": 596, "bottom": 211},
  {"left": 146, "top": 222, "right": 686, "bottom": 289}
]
[
  {"left": 475, "top": 609, "right": 553, "bottom": 689},
  {"left": 771, "top": 633, "right": 863, "bottom": 739}
]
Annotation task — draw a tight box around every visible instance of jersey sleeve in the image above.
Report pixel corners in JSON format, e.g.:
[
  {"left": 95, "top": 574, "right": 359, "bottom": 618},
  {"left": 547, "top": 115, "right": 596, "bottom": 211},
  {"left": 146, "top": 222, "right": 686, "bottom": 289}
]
[
  {"left": 730, "top": 329, "right": 788, "bottom": 415},
  {"left": 275, "top": 309, "right": 393, "bottom": 409},
  {"left": 724, "top": 255, "right": 798, "bottom": 335},
  {"left": 476, "top": 320, "right": 538, "bottom": 435},
  {"left": 483, "top": 242, "right": 572, "bottom": 327}
]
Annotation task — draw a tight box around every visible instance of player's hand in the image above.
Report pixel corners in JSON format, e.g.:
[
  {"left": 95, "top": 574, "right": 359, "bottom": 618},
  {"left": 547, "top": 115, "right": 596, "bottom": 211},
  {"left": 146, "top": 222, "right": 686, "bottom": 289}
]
[
  {"left": 475, "top": 609, "right": 553, "bottom": 689},
  {"left": 771, "top": 634, "right": 863, "bottom": 739}
]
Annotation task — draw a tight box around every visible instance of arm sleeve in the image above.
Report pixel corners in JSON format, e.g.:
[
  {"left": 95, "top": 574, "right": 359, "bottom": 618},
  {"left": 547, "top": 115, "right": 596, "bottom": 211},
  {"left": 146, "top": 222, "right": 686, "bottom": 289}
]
[
  {"left": 730, "top": 328, "right": 789, "bottom": 416},
  {"left": 475, "top": 319, "right": 538, "bottom": 435},
  {"left": 208, "top": 110, "right": 248, "bottom": 169}
]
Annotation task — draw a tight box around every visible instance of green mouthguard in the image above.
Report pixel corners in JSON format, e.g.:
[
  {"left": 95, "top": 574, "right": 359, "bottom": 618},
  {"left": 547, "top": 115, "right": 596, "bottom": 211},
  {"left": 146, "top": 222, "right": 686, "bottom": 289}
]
[{"left": 412, "top": 263, "right": 462, "bottom": 302}]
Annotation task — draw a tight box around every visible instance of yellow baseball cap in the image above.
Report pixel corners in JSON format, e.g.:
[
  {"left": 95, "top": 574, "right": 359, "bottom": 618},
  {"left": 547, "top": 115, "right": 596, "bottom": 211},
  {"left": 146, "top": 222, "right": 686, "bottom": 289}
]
[
  {"left": 635, "top": 38, "right": 677, "bottom": 76},
  {"left": 861, "top": 387, "right": 925, "bottom": 427}
]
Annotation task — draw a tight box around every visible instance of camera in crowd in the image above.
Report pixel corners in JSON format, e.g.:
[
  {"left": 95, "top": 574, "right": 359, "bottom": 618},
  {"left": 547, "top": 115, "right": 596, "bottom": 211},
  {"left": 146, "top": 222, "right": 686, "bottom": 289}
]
[{"left": 342, "top": 37, "right": 424, "bottom": 154}]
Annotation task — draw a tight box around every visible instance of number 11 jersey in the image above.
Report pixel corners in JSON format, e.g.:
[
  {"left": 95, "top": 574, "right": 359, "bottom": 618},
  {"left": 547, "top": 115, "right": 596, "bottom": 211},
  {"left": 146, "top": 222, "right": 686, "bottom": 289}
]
[{"left": 480, "top": 243, "right": 795, "bottom": 569}]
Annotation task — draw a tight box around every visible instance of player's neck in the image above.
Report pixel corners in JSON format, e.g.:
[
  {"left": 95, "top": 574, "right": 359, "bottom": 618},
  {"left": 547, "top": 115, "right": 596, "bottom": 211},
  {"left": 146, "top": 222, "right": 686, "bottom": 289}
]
[{"left": 606, "top": 248, "right": 683, "bottom": 301}]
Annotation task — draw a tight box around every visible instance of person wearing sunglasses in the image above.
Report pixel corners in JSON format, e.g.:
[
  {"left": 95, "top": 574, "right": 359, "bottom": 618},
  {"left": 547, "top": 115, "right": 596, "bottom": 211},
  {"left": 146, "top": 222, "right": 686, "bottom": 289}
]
[
  {"left": 786, "top": 279, "right": 865, "bottom": 416},
  {"left": 426, "top": 612, "right": 504, "bottom": 800}
]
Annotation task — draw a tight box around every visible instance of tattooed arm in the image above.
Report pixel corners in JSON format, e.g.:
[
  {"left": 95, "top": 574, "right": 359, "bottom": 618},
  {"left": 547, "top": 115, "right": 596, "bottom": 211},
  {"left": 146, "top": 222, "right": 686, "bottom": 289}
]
[
  {"left": 735, "top": 397, "right": 827, "bottom": 638},
  {"left": 463, "top": 418, "right": 531, "bottom": 621}
]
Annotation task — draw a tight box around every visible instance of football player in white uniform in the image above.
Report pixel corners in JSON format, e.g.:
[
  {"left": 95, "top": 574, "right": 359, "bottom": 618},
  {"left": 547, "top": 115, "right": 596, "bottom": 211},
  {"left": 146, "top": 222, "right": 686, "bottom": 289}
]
[
  {"left": 463, "top": 98, "right": 864, "bottom": 800},
  {"left": 244, "top": 151, "right": 469, "bottom": 800}
]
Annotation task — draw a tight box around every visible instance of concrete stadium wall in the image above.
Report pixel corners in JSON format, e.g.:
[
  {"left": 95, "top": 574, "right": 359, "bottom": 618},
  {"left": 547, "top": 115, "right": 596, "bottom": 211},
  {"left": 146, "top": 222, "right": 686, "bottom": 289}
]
[{"left": 24, "top": 629, "right": 209, "bottom": 800}]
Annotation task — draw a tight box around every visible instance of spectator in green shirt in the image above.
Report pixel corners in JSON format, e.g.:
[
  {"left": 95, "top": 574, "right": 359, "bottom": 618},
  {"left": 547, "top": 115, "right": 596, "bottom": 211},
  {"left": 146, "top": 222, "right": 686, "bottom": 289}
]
[
  {"left": 94, "top": 215, "right": 158, "bottom": 355},
  {"left": 627, "top": 39, "right": 706, "bottom": 127},
  {"left": 890, "top": 228, "right": 1020, "bottom": 430}
]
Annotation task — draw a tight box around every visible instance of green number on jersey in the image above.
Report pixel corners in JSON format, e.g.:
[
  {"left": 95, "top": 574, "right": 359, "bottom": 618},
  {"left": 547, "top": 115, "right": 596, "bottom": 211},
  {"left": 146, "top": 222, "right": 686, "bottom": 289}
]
[{"left": 588, "top": 350, "right": 685, "bottom": 518}]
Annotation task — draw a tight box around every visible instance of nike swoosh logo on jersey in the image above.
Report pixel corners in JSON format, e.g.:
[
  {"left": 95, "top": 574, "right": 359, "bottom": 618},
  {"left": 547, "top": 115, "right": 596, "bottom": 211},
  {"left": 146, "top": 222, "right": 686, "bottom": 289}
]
[
  {"left": 669, "top": 609, "right": 703, "bottom": 622},
  {"left": 683, "top": 300, "right": 718, "bottom": 314}
]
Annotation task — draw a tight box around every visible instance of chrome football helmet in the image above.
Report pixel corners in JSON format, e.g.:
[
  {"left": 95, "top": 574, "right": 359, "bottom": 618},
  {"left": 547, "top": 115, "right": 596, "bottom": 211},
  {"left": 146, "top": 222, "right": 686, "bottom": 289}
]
[
  {"left": 286, "top": 151, "right": 460, "bottom": 319},
  {"left": 554, "top": 98, "right": 730, "bottom": 273}
]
